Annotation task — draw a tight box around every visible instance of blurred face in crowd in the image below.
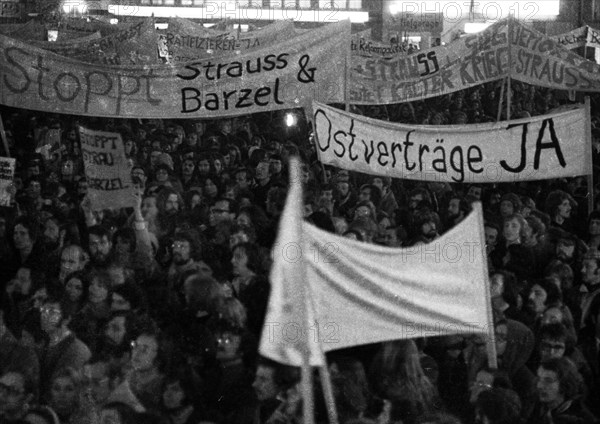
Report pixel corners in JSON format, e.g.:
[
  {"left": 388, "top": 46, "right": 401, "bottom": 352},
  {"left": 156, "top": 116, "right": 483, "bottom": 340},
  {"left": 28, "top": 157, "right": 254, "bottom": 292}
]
[
  {"left": 500, "top": 200, "right": 514, "bottom": 218},
  {"left": 105, "top": 315, "right": 127, "bottom": 346},
  {"left": 255, "top": 162, "right": 270, "bottom": 181},
  {"left": 13, "top": 224, "right": 33, "bottom": 252},
  {"left": 536, "top": 367, "right": 563, "bottom": 406},
  {"left": 198, "top": 159, "right": 211, "bottom": 176},
  {"left": 215, "top": 331, "right": 242, "bottom": 361},
  {"left": 235, "top": 171, "right": 250, "bottom": 190},
  {"left": 44, "top": 219, "right": 61, "bottom": 246},
  {"left": 447, "top": 198, "right": 461, "bottom": 221},
  {"left": 88, "top": 277, "right": 109, "bottom": 304},
  {"left": 555, "top": 240, "right": 575, "bottom": 262},
  {"left": 165, "top": 193, "right": 180, "bottom": 214},
  {"left": 358, "top": 187, "right": 372, "bottom": 203},
  {"left": 204, "top": 178, "right": 218, "bottom": 198},
  {"left": 484, "top": 226, "right": 498, "bottom": 252},
  {"left": 541, "top": 306, "right": 565, "bottom": 326},
  {"left": 60, "top": 246, "right": 85, "bottom": 281},
  {"left": 253, "top": 365, "right": 280, "bottom": 402},
  {"left": 409, "top": 193, "right": 423, "bottom": 210},
  {"left": 50, "top": 376, "right": 78, "bottom": 417},
  {"left": 231, "top": 246, "right": 250, "bottom": 277},
  {"left": 163, "top": 381, "right": 187, "bottom": 411},
  {"left": 467, "top": 185, "right": 482, "bottom": 200},
  {"left": 557, "top": 199, "right": 572, "bottom": 219},
  {"left": 539, "top": 337, "right": 566, "bottom": 361},
  {"left": 65, "top": 276, "right": 84, "bottom": 303},
  {"left": 155, "top": 168, "right": 169, "bottom": 183},
  {"left": 503, "top": 218, "right": 521, "bottom": 244},
  {"left": 182, "top": 160, "right": 195, "bottom": 177},
  {"left": 83, "top": 362, "right": 111, "bottom": 405},
  {"left": 40, "top": 302, "right": 63, "bottom": 334},
  {"left": 589, "top": 218, "right": 600, "bottom": 236},
  {"left": 131, "top": 334, "right": 158, "bottom": 372},
  {"left": 528, "top": 284, "right": 548, "bottom": 314},
  {"left": 77, "top": 180, "right": 88, "bottom": 198},
  {"left": 0, "top": 372, "right": 29, "bottom": 419},
  {"left": 141, "top": 196, "right": 158, "bottom": 219},
  {"left": 489, "top": 273, "right": 504, "bottom": 299},
  {"left": 469, "top": 370, "right": 494, "bottom": 404},
  {"left": 89, "top": 234, "right": 112, "bottom": 264},
  {"left": 172, "top": 240, "right": 192, "bottom": 266},
  {"left": 269, "top": 158, "right": 282, "bottom": 175},
  {"left": 209, "top": 200, "right": 232, "bottom": 227},
  {"left": 581, "top": 258, "right": 600, "bottom": 285},
  {"left": 336, "top": 181, "right": 349, "bottom": 197},
  {"left": 111, "top": 293, "right": 131, "bottom": 312},
  {"left": 372, "top": 178, "right": 384, "bottom": 193}
]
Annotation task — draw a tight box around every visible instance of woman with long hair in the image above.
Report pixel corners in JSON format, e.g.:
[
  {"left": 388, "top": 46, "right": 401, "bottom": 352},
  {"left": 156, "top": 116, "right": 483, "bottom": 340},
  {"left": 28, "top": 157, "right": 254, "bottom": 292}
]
[{"left": 369, "top": 339, "right": 441, "bottom": 424}]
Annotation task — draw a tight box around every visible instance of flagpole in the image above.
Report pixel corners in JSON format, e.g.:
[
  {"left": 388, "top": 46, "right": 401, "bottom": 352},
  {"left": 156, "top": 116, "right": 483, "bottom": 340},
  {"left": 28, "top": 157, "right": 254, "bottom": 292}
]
[
  {"left": 0, "top": 113, "right": 11, "bottom": 157},
  {"left": 476, "top": 202, "right": 498, "bottom": 369},
  {"left": 585, "top": 96, "right": 595, "bottom": 214},
  {"left": 506, "top": 16, "right": 512, "bottom": 121},
  {"left": 289, "top": 157, "right": 316, "bottom": 424},
  {"left": 345, "top": 20, "right": 351, "bottom": 112},
  {"left": 318, "top": 364, "right": 339, "bottom": 424},
  {"left": 497, "top": 78, "right": 506, "bottom": 123}
]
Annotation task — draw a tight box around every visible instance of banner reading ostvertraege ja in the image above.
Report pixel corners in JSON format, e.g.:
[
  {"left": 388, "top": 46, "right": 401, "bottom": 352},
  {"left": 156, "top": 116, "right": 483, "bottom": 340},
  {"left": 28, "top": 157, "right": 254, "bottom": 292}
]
[
  {"left": 0, "top": 20, "right": 349, "bottom": 118},
  {"left": 79, "top": 127, "right": 135, "bottom": 211},
  {"left": 313, "top": 101, "right": 591, "bottom": 184}
]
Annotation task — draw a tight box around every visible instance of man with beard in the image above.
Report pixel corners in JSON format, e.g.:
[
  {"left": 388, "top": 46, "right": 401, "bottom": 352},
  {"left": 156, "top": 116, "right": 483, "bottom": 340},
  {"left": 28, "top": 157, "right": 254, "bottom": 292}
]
[
  {"left": 446, "top": 194, "right": 470, "bottom": 228},
  {"left": 167, "top": 232, "right": 203, "bottom": 289},
  {"left": 411, "top": 209, "right": 440, "bottom": 244},
  {"left": 0, "top": 371, "right": 34, "bottom": 424},
  {"left": 41, "top": 216, "right": 65, "bottom": 278},
  {"left": 578, "top": 250, "right": 600, "bottom": 329},
  {"left": 87, "top": 225, "right": 113, "bottom": 270},
  {"left": 525, "top": 278, "right": 562, "bottom": 325}
]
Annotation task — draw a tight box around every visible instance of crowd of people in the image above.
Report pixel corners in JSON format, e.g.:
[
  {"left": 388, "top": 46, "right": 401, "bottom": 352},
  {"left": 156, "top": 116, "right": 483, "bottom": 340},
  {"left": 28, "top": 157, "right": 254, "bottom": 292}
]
[{"left": 0, "top": 78, "right": 600, "bottom": 424}]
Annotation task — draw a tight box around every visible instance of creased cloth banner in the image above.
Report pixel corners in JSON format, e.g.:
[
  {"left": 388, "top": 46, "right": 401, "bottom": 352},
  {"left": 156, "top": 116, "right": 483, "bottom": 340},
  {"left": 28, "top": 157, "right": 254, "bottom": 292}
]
[
  {"left": 260, "top": 168, "right": 492, "bottom": 364},
  {"left": 160, "top": 19, "right": 295, "bottom": 63},
  {"left": 0, "top": 20, "right": 46, "bottom": 41},
  {"left": 0, "top": 157, "right": 16, "bottom": 207},
  {"left": 0, "top": 20, "right": 349, "bottom": 118},
  {"left": 260, "top": 157, "right": 325, "bottom": 367},
  {"left": 549, "top": 25, "right": 600, "bottom": 50},
  {"left": 79, "top": 126, "right": 136, "bottom": 211},
  {"left": 313, "top": 101, "right": 591, "bottom": 183},
  {"left": 510, "top": 21, "right": 600, "bottom": 91},
  {"left": 350, "top": 20, "right": 509, "bottom": 104},
  {"left": 29, "top": 19, "right": 160, "bottom": 66}
]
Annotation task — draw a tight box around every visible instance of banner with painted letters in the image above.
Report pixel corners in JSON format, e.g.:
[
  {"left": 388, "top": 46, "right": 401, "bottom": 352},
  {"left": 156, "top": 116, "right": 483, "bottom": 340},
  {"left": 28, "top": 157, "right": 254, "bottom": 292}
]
[
  {"left": 0, "top": 20, "right": 349, "bottom": 118},
  {"left": 313, "top": 101, "right": 592, "bottom": 184},
  {"left": 79, "top": 127, "right": 136, "bottom": 211},
  {"left": 30, "top": 19, "right": 160, "bottom": 65},
  {"left": 350, "top": 20, "right": 509, "bottom": 104},
  {"left": 0, "top": 157, "right": 16, "bottom": 207},
  {"left": 509, "top": 20, "right": 600, "bottom": 91},
  {"left": 160, "top": 19, "right": 296, "bottom": 63},
  {"left": 550, "top": 25, "right": 600, "bottom": 50}
]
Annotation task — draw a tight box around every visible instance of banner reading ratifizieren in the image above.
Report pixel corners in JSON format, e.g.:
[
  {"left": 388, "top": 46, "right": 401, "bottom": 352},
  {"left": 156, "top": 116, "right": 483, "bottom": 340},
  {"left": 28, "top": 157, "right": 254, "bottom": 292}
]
[
  {"left": 313, "top": 101, "right": 591, "bottom": 184},
  {"left": 79, "top": 126, "right": 135, "bottom": 211},
  {"left": 0, "top": 20, "right": 349, "bottom": 118}
]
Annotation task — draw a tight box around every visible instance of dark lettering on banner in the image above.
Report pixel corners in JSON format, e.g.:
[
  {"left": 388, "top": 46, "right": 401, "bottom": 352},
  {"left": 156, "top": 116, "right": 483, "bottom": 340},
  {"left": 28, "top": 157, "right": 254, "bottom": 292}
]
[
  {"left": 165, "top": 32, "right": 260, "bottom": 51},
  {"left": 500, "top": 118, "right": 565, "bottom": 173},
  {"left": 180, "top": 77, "right": 284, "bottom": 113},
  {"left": 590, "top": 29, "right": 600, "bottom": 45},
  {"left": 316, "top": 109, "right": 568, "bottom": 183},
  {"left": 3, "top": 47, "right": 163, "bottom": 115},
  {"left": 176, "top": 53, "right": 289, "bottom": 81},
  {"left": 87, "top": 177, "right": 129, "bottom": 191}
]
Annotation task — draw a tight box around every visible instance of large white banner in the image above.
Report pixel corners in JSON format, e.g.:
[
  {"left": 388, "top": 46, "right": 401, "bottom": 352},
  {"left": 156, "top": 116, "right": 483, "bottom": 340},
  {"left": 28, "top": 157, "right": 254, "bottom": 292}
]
[
  {"left": 0, "top": 21, "right": 349, "bottom": 118},
  {"left": 313, "top": 101, "right": 592, "bottom": 183}
]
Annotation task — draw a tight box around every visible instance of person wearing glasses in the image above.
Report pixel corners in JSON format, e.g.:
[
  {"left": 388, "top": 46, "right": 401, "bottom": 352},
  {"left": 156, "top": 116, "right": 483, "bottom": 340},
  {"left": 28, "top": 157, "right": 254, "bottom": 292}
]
[
  {"left": 0, "top": 370, "right": 35, "bottom": 424},
  {"left": 38, "top": 296, "right": 91, "bottom": 398}
]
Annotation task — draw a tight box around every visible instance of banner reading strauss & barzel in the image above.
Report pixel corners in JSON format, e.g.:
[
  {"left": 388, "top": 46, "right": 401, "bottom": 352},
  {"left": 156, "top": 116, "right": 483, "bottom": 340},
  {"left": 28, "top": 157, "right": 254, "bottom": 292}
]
[
  {"left": 0, "top": 20, "right": 349, "bottom": 118},
  {"left": 313, "top": 101, "right": 591, "bottom": 184}
]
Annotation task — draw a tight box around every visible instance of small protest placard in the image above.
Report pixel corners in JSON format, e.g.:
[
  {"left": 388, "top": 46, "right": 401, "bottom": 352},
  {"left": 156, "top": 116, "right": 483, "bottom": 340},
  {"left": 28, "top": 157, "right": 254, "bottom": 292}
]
[
  {"left": 0, "top": 157, "right": 16, "bottom": 207},
  {"left": 79, "top": 126, "right": 135, "bottom": 211}
]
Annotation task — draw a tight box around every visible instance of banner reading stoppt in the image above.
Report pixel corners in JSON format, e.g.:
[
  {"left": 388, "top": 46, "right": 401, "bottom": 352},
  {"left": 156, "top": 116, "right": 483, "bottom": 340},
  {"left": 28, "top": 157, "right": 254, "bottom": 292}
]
[
  {"left": 79, "top": 127, "right": 135, "bottom": 211},
  {"left": 0, "top": 20, "right": 349, "bottom": 118},
  {"left": 313, "top": 101, "right": 591, "bottom": 184},
  {"left": 0, "top": 157, "right": 15, "bottom": 206}
]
